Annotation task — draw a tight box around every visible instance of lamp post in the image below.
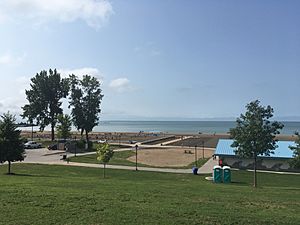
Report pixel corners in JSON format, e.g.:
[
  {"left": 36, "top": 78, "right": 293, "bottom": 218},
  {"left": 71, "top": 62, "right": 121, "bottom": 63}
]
[
  {"left": 195, "top": 145, "right": 198, "bottom": 167},
  {"left": 135, "top": 144, "right": 138, "bottom": 171},
  {"left": 31, "top": 124, "right": 34, "bottom": 141},
  {"left": 74, "top": 136, "right": 77, "bottom": 157},
  {"left": 202, "top": 140, "right": 205, "bottom": 159}
]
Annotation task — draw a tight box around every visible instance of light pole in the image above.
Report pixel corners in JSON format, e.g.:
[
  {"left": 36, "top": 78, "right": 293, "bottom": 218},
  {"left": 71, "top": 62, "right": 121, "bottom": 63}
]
[
  {"left": 195, "top": 145, "right": 198, "bottom": 167},
  {"left": 202, "top": 140, "right": 205, "bottom": 159},
  {"left": 74, "top": 136, "right": 77, "bottom": 157},
  {"left": 135, "top": 144, "right": 138, "bottom": 171},
  {"left": 31, "top": 124, "right": 33, "bottom": 141}
]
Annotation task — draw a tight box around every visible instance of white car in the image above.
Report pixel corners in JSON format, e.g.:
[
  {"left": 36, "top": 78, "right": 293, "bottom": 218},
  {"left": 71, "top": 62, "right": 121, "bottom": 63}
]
[{"left": 24, "top": 141, "right": 42, "bottom": 149}]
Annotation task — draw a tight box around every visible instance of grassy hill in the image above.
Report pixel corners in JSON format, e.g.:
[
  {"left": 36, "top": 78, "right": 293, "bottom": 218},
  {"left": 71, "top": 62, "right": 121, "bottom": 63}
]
[{"left": 0, "top": 164, "right": 299, "bottom": 225}]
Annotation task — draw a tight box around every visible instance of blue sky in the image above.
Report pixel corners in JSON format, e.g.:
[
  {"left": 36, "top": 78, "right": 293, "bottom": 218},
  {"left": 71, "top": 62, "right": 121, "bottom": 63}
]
[{"left": 0, "top": 0, "right": 299, "bottom": 121}]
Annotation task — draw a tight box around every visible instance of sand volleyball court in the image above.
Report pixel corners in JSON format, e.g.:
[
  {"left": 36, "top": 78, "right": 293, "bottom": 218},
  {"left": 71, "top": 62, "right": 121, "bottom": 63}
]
[{"left": 127, "top": 148, "right": 214, "bottom": 167}]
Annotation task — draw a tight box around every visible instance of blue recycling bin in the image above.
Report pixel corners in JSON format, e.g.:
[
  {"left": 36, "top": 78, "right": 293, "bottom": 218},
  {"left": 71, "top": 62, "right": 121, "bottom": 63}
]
[{"left": 192, "top": 167, "right": 198, "bottom": 175}]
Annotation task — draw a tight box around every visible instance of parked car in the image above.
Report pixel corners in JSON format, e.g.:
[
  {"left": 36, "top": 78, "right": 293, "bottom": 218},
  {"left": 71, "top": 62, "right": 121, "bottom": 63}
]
[
  {"left": 24, "top": 141, "right": 42, "bottom": 149},
  {"left": 97, "top": 140, "right": 107, "bottom": 144},
  {"left": 47, "top": 144, "right": 58, "bottom": 150}
]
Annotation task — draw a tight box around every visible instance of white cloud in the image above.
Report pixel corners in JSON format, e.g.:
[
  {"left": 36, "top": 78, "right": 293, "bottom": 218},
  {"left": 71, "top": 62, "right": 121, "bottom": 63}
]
[
  {"left": 109, "top": 78, "right": 132, "bottom": 93},
  {"left": 150, "top": 49, "right": 161, "bottom": 56},
  {"left": 133, "top": 42, "right": 162, "bottom": 57},
  {"left": 58, "top": 67, "right": 103, "bottom": 81},
  {"left": 0, "top": 52, "right": 26, "bottom": 65},
  {"left": 0, "top": 0, "right": 113, "bottom": 29}
]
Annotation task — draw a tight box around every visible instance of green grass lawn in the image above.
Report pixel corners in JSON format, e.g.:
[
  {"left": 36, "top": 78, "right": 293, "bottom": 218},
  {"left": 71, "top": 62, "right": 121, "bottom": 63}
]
[
  {"left": 70, "top": 151, "right": 148, "bottom": 167},
  {"left": 0, "top": 164, "right": 299, "bottom": 225},
  {"left": 69, "top": 151, "right": 209, "bottom": 169}
]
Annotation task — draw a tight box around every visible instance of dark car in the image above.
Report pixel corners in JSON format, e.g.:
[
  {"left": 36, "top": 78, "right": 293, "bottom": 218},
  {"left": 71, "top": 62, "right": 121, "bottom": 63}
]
[{"left": 47, "top": 144, "right": 58, "bottom": 150}]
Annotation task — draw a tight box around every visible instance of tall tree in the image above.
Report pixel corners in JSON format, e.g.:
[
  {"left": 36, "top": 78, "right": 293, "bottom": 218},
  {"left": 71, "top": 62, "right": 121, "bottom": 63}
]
[
  {"left": 96, "top": 143, "right": 114, "bottom": 178},
  {"left": 56, "top": 114, "right": 72, "bottom": 140},
  {"left": 289, "top": 132, "right": 300, "bottom": 169},
  {"left": 230, "top": 100, "right": 283, "bottom": 187},
  {"left": 69, "top": 75, "right": 103, "bottom": 146},
  {"left": 22, "top": 69, "right": 69, "bottom": 140},
  {"left": 0, "top": 112, "right": 25, "bottom": 174}
]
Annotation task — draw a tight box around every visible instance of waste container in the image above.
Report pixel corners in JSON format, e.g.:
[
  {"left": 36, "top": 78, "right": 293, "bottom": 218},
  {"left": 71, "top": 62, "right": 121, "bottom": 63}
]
[
  {"left": 213, "top": 165, "right": 222, "bottom": 183},
  {"left": 223, "top": 166, "right": 231, "bottom": 183},
  {"left": 192, "top": 167, "right": 198, "bottom": 175}
]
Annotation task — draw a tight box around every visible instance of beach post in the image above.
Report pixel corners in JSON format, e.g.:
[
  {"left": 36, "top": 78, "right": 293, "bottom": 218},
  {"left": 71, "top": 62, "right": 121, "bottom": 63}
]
[{"left": 135, "top": 144, "right": 138, "bottom": 171}]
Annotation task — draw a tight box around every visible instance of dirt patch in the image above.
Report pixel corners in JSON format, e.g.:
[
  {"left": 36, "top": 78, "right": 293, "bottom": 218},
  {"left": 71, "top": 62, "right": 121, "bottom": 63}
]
[{"left": 127, "top": 148, "right": 215, "bottom": 167}]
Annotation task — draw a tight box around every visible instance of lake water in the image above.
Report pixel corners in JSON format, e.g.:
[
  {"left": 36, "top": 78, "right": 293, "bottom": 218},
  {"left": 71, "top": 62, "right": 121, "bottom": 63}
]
[{"left": 93, "top": 121, "right": 300, "bottom": 135}]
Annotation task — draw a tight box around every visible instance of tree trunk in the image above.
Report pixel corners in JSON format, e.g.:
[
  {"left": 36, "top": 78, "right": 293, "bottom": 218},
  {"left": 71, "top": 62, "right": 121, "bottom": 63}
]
[
  {"left": 253, "top": 154, "right": 257, "bottom": 188},
  {"left": 51, "top": 123, "right": 55, "bottom": 141},
  {"left": 85, "top": 130, "right": 89, "bottom": 150},
  {"left": 8, "top": 161, "right": 11, "bottom": 174},
  {"left": 103, "top": 163, "right": 106, "bottom": 178}
]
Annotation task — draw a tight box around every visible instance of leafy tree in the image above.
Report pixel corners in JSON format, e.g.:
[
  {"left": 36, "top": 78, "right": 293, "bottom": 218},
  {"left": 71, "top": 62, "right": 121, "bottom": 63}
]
[
  {"left": 230, "top": 100, "right": 283, "bottom": 187},
  {"left": 69, "top": 75, "right": 103, "bottom": 147},
  {"left": 56, "top": 114, "right": 72, "bottom": 140},
  {"left": 96, "top": 143, "right": 114, "bottom": 178},
  {"left": 22, "top": 69, "right": 69, "bottom": 141},
  {"left": 0, "top": 112, "right": 25, "bottom": 174},
  {"left": 289, "top": 132, "right": 300, "bottom": 169}
]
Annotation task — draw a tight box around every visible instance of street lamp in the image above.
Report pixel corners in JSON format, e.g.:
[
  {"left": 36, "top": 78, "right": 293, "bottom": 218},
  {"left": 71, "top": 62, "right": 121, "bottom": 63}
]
[
  {"left": 135, "top": 144, "right": 138, "bottom": 171},
  {"left": 74, "top": 135, "right": 77, "bottom": 157},
  {"left": 202, "top": 140, "right": 205, "bottom": 159},
  {"left": 195, "top": 145, "right": 198, "bottom": 167}
]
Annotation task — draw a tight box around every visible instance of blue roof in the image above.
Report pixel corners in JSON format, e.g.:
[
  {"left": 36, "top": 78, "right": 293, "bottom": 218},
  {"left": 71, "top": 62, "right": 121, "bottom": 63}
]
[{"left": 215, "top": 139, "right": 295, "bottom": 159}]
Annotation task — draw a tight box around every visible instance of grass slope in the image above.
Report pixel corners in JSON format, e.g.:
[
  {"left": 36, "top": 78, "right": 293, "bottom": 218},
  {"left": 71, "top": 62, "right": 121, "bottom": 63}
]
[{"left": 0, "top": 164, "right": 299, "bottom": 225}]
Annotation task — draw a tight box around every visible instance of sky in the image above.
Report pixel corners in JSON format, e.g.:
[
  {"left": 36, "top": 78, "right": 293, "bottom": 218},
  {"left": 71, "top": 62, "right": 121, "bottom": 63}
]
[{"left": 0, "top": 0, "right": 299, "bottom": 121}]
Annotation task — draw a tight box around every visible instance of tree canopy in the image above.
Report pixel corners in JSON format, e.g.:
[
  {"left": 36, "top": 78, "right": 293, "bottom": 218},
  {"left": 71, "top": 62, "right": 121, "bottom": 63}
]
[
  {"left": 289, "top": 133, "right": 300, "bottom": 169},
  {"left": 230, "top": 100, "right": 283, "bottom": 187},
  {"left": 56, "top": 114, "right": 72, "bottom": 140},
  {"left": 0, "top": 112, "right": 25, "bottom": 174},
  {"left": 69, "top": 75, "right": 103, "bottom": 144},
  {"left": 22, "top": 69, "right": 69, "bottom": 140},
  {"left": 96, "top": 143, "right": 114, "bottom": 178}
]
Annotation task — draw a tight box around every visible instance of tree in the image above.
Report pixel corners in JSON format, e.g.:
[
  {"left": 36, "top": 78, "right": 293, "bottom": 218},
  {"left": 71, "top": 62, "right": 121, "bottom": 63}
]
[
  {"left": 22, "top": 69, "right": 69, "bottom": 141},
  {"left": 230, "top": 100, "right": 283, "bottom": 187},
  {"left": 56, "top": 114, "right": 72, "bottom": 140},
  {"left": 289, "top": 132, "right": 300, "bottom": 169},
  {"left": 0, "top": 112, "right": 25, "bottom": 174},
  {"left": 96, "top": 143, "right": 114, "bottom": 178},
  {"left": 69, "top": 75, "right": 103, "bottom": 147}
]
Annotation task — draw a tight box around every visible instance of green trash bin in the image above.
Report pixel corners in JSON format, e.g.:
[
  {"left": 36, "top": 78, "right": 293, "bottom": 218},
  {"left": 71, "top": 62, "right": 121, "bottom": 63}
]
[
  {"left": 213, "top": 165, "right": 222, "bottom": 183},
  {"left": 223, "top": 166, "right": 231, "bottom": 183}
]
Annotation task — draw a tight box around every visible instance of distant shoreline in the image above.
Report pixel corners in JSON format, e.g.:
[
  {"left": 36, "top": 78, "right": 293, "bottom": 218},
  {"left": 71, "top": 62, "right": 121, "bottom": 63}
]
[{"left": 21, "top": 130, "right": 297, "bottom": 142}]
